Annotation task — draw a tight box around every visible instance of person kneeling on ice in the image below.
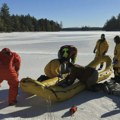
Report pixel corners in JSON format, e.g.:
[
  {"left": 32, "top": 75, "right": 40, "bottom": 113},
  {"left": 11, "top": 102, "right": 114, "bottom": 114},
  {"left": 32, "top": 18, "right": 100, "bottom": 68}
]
[
  {"left": 0, "top": 48, "right": 21, "bottom": 106},
  {"left": 38, "top": 45, "right": 77, "bottom": 81}
]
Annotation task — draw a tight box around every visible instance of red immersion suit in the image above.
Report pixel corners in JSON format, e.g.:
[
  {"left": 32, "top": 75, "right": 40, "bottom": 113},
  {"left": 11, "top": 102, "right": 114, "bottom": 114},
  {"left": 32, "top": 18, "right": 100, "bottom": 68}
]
[{"left": 0, "top": 48, "right": 21, "bottom": 104}]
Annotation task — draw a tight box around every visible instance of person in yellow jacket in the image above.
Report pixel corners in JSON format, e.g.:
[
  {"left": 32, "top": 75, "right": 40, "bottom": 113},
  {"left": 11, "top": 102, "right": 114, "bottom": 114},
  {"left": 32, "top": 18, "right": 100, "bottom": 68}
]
[
  {"left": 44, "top": 58, "right": 71, "bottom": 78},
  {"left": 93, "top": 34, "right": 109, "bottom": 70},
  {"left": 44, "top": 45, "right": 77, "bottom": 78},
  {"left": 112, "top": 35, "right": 120, "bottom": 83}
]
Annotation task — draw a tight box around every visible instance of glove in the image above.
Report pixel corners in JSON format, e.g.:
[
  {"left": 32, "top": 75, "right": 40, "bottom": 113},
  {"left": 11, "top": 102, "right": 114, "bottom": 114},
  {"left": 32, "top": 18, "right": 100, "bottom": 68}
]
[
  {"left": 58, "top": 74, "right": 63, "bottom": 79},
  {"left": 113, "top": 59, "right": 118, "bottom": 65}
]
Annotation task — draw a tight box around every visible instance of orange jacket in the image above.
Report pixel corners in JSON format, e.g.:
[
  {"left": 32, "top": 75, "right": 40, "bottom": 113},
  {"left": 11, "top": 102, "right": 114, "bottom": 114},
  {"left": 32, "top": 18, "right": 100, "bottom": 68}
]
[{"left": 0, "top": 50, "right": 21, "bottom": 76}]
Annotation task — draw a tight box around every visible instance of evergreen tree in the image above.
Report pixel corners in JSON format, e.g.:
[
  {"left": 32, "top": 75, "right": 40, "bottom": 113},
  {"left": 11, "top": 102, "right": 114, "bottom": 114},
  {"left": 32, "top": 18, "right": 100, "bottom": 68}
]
[
  {"left": 0, "top": 3, "right": 62, "bottom": 32},
  {"left": 0, "top": 3, "right": 12, "bottom": 32},
  {"left": 103, "top": 15, "right": 120, "bottom": 31}
]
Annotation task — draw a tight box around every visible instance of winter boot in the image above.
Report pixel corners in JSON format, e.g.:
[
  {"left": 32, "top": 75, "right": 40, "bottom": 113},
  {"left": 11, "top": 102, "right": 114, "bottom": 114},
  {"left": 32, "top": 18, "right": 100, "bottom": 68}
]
[
  {"left": 114, "top": 76, "right": 120, "bottom": 83},
  {"left": 88, "top": 83, "right": 104, "bottom": 92},
  {"left": 9, "top": 100, "right": 17, "bottom": 106}
]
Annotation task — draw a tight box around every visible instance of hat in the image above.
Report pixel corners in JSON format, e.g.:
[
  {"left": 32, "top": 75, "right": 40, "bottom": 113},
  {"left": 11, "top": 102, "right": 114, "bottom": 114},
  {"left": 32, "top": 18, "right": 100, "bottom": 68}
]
[
  {"left": 1, "top": 48, "right": 11, "bottom": 55},
  {"left": 1, "top": 48, "right": 11, "bottom": 52},
  {"left": 114, "top": 35, "right": 120, "bottom": 44},
  {"left": 101, "top": 34, "right": 105, "bottom": 38}
]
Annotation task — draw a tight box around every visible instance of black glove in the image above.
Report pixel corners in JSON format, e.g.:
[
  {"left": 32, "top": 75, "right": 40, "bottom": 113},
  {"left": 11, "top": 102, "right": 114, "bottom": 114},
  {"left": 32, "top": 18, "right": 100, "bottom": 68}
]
[
  {"left": 113, "top": 59, "right": 118, "bottom": 65},
  {"left": 58, "top": 74, "right": 63, "bottom": 79}
]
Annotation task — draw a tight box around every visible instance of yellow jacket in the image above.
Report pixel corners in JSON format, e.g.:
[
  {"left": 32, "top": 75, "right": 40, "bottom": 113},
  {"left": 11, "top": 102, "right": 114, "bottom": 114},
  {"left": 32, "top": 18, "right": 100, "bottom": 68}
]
[
  {"left": 113, "top": 43, "right": 120, "bottom": 68},
  {"left": 44, "top": 59, "right": 70, "bottom": 78},
  {"left": 44, "top": 59, "right": 61, "bottom": 78},
  {"left": 94, "top": 39, "right": 109, "bottom": 57}
]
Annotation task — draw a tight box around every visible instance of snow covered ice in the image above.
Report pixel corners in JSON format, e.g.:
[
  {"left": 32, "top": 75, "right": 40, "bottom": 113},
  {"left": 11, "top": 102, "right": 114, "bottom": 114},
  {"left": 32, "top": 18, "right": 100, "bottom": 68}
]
[{"left": 0, "top": 31, "right": 120, "bottom": 120}]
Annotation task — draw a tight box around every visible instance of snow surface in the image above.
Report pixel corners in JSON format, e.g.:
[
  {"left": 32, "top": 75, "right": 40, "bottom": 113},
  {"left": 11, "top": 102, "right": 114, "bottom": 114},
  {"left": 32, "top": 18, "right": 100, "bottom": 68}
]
[{"left": 0, "top": 31, "right": 120, "bottom": 120}]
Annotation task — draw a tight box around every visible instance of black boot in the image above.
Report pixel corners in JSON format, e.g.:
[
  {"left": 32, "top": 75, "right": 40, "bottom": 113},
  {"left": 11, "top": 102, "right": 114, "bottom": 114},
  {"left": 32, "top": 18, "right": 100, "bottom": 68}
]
[
  {"left": 114, "top": 76, "right": 120, "bottom": 83},
  {"left": 102, "top": 81, "right": 113, "bottom": 94},
  {"left": 87, "top": 83, "right": 104, "bottom": 92}
]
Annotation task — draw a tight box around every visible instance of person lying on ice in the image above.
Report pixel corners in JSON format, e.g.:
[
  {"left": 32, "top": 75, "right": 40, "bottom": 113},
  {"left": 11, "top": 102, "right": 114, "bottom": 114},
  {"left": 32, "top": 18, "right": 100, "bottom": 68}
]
[
  {"left": 0, "top": 48, "right": 21, "bottom": 106},
  {"left": 93, "top": 34, "right": 109, "bottom": 70},
  {"left": 57, "top": 63, "right": 99, "bottom": 89}
]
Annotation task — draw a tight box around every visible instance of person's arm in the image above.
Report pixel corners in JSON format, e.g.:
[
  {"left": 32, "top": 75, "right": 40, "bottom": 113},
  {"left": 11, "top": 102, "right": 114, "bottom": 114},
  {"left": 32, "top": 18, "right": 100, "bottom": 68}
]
[
  {"left": 13, "top": 53, "right": 21, "bottom": 75},
  {"left": 93, "top": 41, "right": 98, "bottom": 53}
]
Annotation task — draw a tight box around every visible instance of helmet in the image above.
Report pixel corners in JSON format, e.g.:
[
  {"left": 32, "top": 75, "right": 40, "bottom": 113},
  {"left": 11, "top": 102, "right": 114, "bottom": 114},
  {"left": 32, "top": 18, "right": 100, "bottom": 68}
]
[
  {"left": 114, "top": 35, "right": 120, "bottom": 44},
  {"left": 101, "top": 34, "right": 105, "bottom": 39},
  {"left": 101, "top": 34, "right": 105, "bottom": 37},
  {"left": 58, "top": 47, "right": 70, "bottom": 61}
]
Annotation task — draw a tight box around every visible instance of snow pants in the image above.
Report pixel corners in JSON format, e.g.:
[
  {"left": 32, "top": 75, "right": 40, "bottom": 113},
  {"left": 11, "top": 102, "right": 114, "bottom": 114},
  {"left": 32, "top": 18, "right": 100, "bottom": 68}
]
[{"left": 0, "top": 72, "right": 19, "bottom": 104}]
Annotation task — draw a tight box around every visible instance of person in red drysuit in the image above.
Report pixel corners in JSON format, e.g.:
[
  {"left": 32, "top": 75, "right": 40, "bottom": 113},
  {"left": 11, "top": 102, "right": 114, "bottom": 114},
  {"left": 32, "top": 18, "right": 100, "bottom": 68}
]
[{"left": 0, "top": 48, "right": 21, "bottom": 105}]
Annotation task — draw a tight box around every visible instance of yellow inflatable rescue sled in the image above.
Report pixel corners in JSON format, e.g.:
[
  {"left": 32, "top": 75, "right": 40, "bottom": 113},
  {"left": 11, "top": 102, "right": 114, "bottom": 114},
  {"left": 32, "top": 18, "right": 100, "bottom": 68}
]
[{"left": 20, "top": 55, "right": 113, "bottom": 102}]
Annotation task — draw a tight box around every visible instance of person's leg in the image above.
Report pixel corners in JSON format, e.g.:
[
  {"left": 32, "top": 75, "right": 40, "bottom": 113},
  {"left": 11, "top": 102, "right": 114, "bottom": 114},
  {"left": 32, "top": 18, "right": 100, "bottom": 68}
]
[
  {"left": 7, "top": 75, "right": 19, "bottom": 105},
  {"left": 112, "top": 67, "right": 120, "bottom": 83},
  {"left": 86, "top": 69, "right": 98, "bottom": 87},
  {"left": 86, "top": 69, "right": 101, "bottom": 92},
  {"left": 115, "top": 68, "right": 120, "bottom": 83}
]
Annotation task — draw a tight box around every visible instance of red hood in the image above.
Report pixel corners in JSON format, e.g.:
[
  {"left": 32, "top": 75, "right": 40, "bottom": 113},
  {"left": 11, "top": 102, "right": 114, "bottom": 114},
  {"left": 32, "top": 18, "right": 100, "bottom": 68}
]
[{"left": 1, "top": 48, "right": 11, "bottom": 53}]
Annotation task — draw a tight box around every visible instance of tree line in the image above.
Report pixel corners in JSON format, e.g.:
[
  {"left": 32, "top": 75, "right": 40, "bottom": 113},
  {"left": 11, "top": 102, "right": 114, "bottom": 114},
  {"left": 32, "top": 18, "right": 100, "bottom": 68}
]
[
  {"left": 1, "top": 3, "right": 120, "bottom": 32},
  {"left": 62, "top": 13, "right": 120, "bottom": 31},
  {"left": 103, "top": 14, "right": 120, "bottom": 31},
  {"left": 0, "top": 3, "right": 62, "bottom": 32}
]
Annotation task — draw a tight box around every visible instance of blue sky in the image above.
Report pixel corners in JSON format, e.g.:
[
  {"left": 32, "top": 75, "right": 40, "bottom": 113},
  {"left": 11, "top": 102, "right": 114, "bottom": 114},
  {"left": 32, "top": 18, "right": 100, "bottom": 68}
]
[{"left": 0, "top": 0, "right": 120, "bottom": 28}]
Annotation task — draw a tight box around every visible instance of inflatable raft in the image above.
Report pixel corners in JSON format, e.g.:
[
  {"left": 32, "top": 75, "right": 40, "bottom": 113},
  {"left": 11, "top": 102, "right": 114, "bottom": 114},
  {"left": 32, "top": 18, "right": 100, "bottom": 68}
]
[{"left": 20, "top": 55, "right": 113, "bottom": 102}]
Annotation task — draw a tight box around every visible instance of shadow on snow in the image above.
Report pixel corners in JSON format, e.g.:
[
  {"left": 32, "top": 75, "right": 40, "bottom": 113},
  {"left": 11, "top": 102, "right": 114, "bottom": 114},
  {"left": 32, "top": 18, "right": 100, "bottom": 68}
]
[{"left": 0, "top": 87, "right": 120, "bottom": 119}]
